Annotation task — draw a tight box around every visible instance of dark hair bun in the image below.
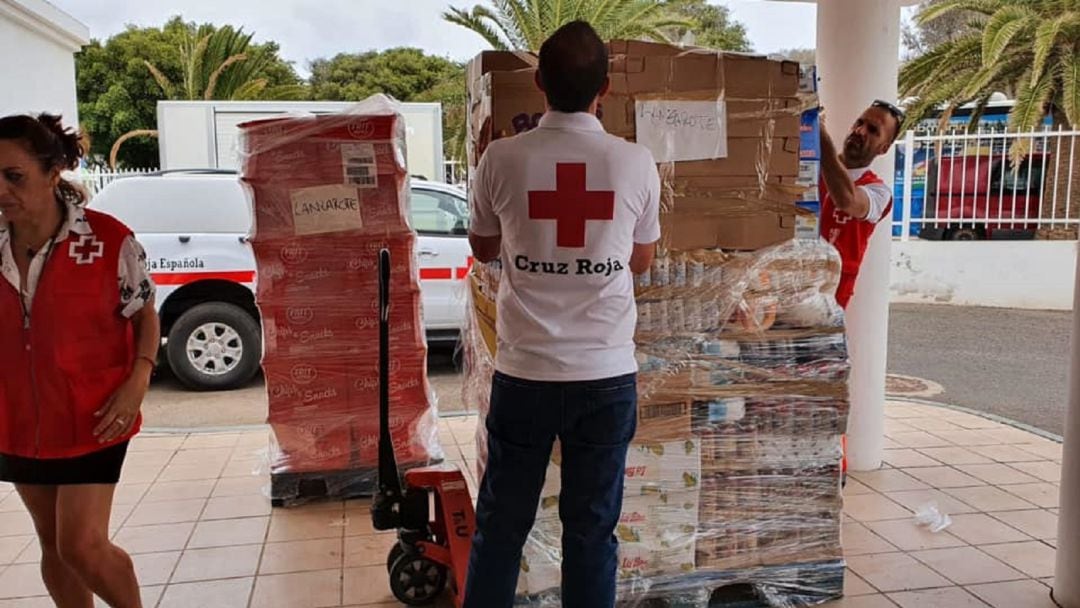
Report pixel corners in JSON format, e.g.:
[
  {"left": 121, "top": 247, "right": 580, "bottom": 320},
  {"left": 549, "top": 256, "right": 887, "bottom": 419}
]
[{"left": 36, "top": 113, "right": 84, "bottom": 171}]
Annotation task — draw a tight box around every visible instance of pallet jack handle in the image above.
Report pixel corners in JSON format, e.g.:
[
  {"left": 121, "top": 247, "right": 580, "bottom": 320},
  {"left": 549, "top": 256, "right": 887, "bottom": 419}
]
[{"left": 376, "top": 248, "right": 402, "bottom": 498}]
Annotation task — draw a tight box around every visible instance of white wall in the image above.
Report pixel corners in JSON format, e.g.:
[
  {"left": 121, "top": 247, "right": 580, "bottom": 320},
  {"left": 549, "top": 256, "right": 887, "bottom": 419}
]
[
  {"left": 157, "top": 104, "right": 216, "bottom": 170},
  {"left": 0, "top": 1, "right": 86, "bottom": 126},
  {"left": 890, "top": 241, "right": 1078, "bottom": 310}
]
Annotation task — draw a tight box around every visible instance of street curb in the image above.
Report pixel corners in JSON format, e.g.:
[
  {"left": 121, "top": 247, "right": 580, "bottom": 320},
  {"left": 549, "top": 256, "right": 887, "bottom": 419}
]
[
  {"left": 885, "top": 373, "right": 945, "bottom": 399},
  {"left": 889, "top": 395, "right": 1064, "bottom": 444}
]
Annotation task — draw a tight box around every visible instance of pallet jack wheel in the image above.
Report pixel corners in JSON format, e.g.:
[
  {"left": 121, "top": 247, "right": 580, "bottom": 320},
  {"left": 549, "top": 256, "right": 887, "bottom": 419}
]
[
  {"left": 386, "top": 543, "right": 405, "bottom": 573},
  {"left": 389, "top": 553, "right": 448, "bottom": 606}
]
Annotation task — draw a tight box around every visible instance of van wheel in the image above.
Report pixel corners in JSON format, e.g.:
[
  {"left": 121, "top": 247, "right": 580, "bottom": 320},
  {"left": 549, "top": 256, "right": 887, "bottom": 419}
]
[
  {"left": 945, "top": 227, "right": 984, "bottom": 241},
  {"left": 167, "top": 303, "right": 261, "bottom": 391}
]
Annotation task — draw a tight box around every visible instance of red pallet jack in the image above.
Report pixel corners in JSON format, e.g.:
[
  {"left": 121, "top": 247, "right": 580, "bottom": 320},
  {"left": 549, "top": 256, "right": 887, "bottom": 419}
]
[{"left": 370, "top": 248, "right": 476, "bottom": 607}]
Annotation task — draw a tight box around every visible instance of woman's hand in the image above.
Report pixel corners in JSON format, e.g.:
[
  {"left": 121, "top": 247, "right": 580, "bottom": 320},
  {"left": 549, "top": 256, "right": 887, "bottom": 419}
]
[{"left": 93, "top": 362, "right": 152, "bottom": 443}]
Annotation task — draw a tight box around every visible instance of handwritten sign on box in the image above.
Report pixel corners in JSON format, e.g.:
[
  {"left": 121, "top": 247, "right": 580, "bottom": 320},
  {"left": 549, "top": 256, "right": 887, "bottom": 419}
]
[
  {"left": 289, "top": 184, "right": 363, "bottom": 236},
  {"left": 635, "top": 100, "right": 728, "bottom": 163}
]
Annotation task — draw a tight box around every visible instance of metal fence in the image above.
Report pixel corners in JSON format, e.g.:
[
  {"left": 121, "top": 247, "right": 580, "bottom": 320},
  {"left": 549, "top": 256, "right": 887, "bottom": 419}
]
[
  {"left": 77, "top": 167, "right": 156, "bottom": 197},
  {"left": 891, "top": 126, "right": 1079, "bottom": 241}
]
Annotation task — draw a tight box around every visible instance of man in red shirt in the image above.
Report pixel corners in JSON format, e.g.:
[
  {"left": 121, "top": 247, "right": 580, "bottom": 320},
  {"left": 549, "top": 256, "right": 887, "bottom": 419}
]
[
  {"left": 818, "top": 100, "right": 904, "bottom": 478},
  {"left": 818, "top": 100, "right": 905, "bottom": 308}
]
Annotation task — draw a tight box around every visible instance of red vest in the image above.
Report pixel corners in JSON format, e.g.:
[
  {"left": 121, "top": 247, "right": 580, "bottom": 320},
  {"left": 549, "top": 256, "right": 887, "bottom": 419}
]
[
  {"left": 819, "top": 170, "right": 892, "bottom": 309},
  {"left": 0, "top": 209, "right": 139, "bottom": 458}
]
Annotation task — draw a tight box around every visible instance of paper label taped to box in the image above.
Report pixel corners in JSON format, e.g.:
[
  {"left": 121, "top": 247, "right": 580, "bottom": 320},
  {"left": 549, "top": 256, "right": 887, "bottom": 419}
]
[
  {"left": 289, "top": 184, "right": 363, "bottom": 235},
  {"left": 341, "top": 143, "right": 378, "bottom": 188},
  {"left": 635, "top": 100, "right": 728, "bottom": 163}
]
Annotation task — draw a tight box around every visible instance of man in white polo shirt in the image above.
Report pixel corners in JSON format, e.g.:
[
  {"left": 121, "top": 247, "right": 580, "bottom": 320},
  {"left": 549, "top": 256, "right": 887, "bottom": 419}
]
[{"left": 463, "top": 21, "right": 661, "bottom": 608}]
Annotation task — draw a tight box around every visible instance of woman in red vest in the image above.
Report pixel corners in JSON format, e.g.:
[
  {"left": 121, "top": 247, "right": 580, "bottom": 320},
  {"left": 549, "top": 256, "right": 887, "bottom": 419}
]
[{"left": 0, "top": 114, "right": 159, "bottom": 608}]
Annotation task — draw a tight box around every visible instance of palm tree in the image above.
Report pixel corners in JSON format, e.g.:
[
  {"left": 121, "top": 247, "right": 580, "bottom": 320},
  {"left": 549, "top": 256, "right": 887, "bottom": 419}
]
[
  {"left": 144, "top": 25, "right": 304, "bottom": 101},
  {"left": 900, "top": 0, "right": 1078, "bottom": 132},
  {"left": 900, "top": 0, "right": 1080, "bottom": 237},
  {"left": 440, "top": 0, "right": 690, "bottom": 166},
  {"left": 444, "top": 0, "right": 689, "bottom": 51},
  {"left": 110, "top": 25, "right": 305, "bottom": 168}
]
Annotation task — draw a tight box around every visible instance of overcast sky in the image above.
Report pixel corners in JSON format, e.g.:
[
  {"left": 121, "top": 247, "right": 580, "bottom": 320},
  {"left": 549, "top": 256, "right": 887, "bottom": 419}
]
[
  {"left": 46, "top": 1, "right": 813, "bottom": 73},
  {"left": 49, "top": 1, "right": 917, "bottom": 77}
]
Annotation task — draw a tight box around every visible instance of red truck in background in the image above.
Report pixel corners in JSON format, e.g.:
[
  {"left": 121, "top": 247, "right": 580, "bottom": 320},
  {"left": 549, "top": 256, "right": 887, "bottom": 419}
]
[{"left": 917, "top": 152, "right": 1050, "bottom": 241}]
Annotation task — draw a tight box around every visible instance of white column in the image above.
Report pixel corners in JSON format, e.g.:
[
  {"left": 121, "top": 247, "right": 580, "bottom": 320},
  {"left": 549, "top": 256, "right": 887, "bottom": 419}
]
[
  {"left": 816, "top": 0, "right": 901, "bottom": 471},
  {"left": 1054, "top": 245, "right": 1080, "bottom": 606}
]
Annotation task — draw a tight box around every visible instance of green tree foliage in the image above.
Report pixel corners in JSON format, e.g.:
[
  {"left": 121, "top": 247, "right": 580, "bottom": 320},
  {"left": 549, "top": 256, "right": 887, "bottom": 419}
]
[
  {"left": 309, "top": 48, "right": 461, "bottom": 102},
  {"left": 77, "top": 17, "right": 302, "bottom": 168},
  {"left": 658, "top": 0, "right": 751, "bottom": 51},
  {"left": 308, "top": 48, "right": 465, "bottom": 164},
  {"left": 443, "top": 0, "right": 690, "bottom": 51},
  {"left": 900, "top": 0, "right": 1080, "bottom": 133}
]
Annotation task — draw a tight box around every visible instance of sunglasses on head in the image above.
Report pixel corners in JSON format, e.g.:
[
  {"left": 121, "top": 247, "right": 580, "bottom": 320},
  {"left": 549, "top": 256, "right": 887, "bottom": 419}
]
[{"left": 872, "top": 99, "right": 906, "bottom": 124}]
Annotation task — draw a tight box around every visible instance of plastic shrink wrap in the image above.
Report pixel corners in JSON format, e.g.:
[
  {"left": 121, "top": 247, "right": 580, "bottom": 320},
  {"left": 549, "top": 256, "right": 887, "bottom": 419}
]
[
  {"left": 238, "top": 95, "right": 442, "bottom": 505},
  {"left": 464, "top": 240, "right": 848, "bottom": 607},
  {"left": 464, "top": 41, "right": 848, "bottom": 607}
]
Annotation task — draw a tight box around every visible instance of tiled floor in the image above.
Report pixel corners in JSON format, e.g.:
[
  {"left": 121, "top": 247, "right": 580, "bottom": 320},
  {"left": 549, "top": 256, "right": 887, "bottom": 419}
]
[{"left": 0, "top": 400, "right": 1064, "bottom": 607}]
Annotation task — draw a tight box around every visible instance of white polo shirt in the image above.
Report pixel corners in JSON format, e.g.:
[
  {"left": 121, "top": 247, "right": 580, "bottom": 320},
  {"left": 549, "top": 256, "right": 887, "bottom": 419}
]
[{"left": 470, "top": 111, "right": 661, "bottom": 382}]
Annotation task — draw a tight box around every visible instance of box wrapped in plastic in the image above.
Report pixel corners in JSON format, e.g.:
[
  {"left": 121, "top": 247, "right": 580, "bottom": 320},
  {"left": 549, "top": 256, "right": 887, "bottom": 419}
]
[
  {"left": 238, "top": 95, "right": 442, "bottom": 504},
  {"left": 467, "top": 42, "right": 821, "bottom": 253},
  {"left": 462, "top": 239, "right": 848, "bottom": 607}
]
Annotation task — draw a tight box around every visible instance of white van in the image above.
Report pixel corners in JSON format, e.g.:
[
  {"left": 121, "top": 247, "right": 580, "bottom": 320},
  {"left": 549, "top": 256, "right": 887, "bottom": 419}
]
[{"left": 90, "top": 170, "right": 472, "bottom": 391}]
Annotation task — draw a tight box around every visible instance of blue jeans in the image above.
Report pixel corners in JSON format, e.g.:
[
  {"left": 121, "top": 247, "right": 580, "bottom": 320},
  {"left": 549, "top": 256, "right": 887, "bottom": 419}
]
[{"left": 463, "top": 371, "right": 638, "bottom": 608}]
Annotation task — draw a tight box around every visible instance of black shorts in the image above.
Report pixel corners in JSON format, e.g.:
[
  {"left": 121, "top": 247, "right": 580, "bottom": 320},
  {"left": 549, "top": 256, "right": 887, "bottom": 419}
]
[{"left": 0, "top": 441, "right": 130, "bottom": 485}]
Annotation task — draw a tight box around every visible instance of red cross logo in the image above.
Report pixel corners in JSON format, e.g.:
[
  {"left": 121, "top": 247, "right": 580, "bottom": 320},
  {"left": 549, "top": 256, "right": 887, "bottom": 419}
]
[
  {"left": 69, "top": 235, "right": 103, "bottom": 265},
  {"left": 528, "top": 163, "right": 614, "bottom": 248}
]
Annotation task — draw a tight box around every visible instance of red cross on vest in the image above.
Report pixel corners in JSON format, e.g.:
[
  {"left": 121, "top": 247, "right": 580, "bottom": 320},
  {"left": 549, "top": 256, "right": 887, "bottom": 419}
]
[
  {"left": 528, "top": 163, "right": 615, "bottom": 248},
  {"left": 68, "top": 235, "right": 104, "bottom": 265}
]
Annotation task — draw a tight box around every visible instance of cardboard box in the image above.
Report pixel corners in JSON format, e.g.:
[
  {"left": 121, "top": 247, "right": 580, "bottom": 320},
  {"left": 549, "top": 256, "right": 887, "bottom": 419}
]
[
  {"left": 800, "top": 108, "right": 821, "bottom": 160},
  {"left": 607, "top": 42, "right": 801, "bottom": 99},
  {"left": 243, "top": 109, "right": 440, "bottom": 478},
  {"left": 799, "top": 64, "right": 818, "bottom": 94},
  {"left": 637, "top": 399, "right": 692, "bottom": 441},
  {"left": 468, "top": 274, "right": 498, "bottom": 357},
  {"left": 468, "top": 69, "right": 546, "bottom": 166},
  {"left": 796, "top": 202, "right": 821, "bottom": 240},
  {"left": 617, "top": 491, "right": 700, "bottom": 547},
  {"left": 600, "top": 96, "right": 802, "bottom": 141},
  {"left": 466, "top": 43, "right": 811, "bottom": 252},
  {"left": 618, "top": 542, "right": 696, "bottom": 580},
  {"left": 269, "top": 414, "right": 354, "bottom": 473},
  {"left": 624, "top": 439, "right": 701, "bottom": 493},
  {"left": 695, "top": 534, "right": 762, "bottom": 571},
  {"left": 661, "top": 208, "right": 795, "bottom": 251},
  {"left": 519, "top": 548, "right": 560, "bottom": 596},
  {"left": 467, "top": 50, "right": 536, "bottom": 86},
  {"left": 665, "top": 137, "right": 801, "bottom": 178}
]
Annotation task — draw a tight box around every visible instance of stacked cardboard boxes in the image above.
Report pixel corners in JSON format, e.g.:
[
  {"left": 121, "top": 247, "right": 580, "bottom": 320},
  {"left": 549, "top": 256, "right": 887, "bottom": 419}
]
[
  {"left": 465, "top": 240, "right": 848, "bottom": 604},
  {"left": 467, "top": 41, "right": 814, "bottom": 252},
  {"left": 239, "top": 98, "right": 440, "bottom": 503},
  {"left": 516, "top": 439, "right": 701, "bottom": 598},
  {"left": 463, "top": 43, "right": 849, "bottom": 605}
]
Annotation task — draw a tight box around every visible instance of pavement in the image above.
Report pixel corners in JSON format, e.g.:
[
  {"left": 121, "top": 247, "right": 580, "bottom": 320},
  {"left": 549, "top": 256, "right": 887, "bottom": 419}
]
[
  {"left": 0, "top": 400, "right": 1064, "bottom": 608},
  {"left": 888, "top": 304, "right": 1072, "bottom": 437}
]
